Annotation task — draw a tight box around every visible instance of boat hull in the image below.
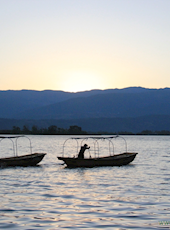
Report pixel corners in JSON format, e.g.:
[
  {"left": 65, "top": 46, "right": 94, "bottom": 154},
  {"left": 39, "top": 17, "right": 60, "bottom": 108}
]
[
  {"left": 58, "top": 152, "right": 138, "bottom": 168},
  {"left": 0, "top": 153, "right": 46, "bottom": 168}
]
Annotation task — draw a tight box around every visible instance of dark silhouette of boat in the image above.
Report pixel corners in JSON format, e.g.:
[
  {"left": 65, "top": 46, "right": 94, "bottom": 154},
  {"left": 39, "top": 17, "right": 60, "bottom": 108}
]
[
  {"left": 0, "top": 136, "right": 46, "bottom": 168},
  {"left": 58, "top": 136, "right": 138, "bottom": 168},
  {"left": 58, "top": 152, "right": 137, "bottom": 167},
  {"left": 0, "top": 153, "right": 46, "bottom": 167}
]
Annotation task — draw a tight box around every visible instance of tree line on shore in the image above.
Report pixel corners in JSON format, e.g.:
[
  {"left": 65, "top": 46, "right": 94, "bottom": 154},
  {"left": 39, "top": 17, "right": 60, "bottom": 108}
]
[
  {"left": 0, "top": 125, "right": 87, "bottom": 135},
  {"left": 1, "top": 125, "right": 170, "bottom": 135}
]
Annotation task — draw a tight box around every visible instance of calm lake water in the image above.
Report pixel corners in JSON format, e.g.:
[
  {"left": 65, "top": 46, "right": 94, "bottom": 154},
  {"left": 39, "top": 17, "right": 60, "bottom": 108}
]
[{"left": 0, "top": 135, "right": 170, "bottom": 229}]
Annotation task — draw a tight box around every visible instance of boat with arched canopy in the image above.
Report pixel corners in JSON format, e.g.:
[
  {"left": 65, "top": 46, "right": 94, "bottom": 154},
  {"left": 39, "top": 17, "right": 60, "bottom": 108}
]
[
  {"left": 0, "top": 136, "right": 46, "bottom": 168},
  {"left": 58, "top": 136, "right": 138, "bottom": 167}
]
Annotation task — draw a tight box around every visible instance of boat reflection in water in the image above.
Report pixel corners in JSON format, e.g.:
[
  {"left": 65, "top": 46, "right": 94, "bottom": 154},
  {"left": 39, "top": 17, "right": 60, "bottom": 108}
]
[
  {"left": 0, "top": 136, "right": 46, "bottom": 168},
  {"left": 58, "top": 136, "right": 138, "bottom": 168}
]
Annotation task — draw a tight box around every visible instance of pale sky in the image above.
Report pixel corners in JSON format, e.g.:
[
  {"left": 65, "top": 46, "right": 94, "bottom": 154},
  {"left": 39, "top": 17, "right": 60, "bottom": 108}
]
[{"left": 0, "top": 0, "right": 170, "bottom": 92}]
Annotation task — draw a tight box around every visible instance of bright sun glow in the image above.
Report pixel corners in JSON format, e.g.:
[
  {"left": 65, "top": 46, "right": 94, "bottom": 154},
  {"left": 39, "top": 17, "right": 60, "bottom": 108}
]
[{"left": 60, "top": 71, "right": 104, "bottom": 92}]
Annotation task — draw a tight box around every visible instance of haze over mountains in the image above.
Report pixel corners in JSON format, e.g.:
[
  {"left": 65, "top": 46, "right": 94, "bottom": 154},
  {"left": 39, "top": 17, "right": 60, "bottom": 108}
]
[{"left": 1, "top": 87, "right": 170, "bottom": 133}]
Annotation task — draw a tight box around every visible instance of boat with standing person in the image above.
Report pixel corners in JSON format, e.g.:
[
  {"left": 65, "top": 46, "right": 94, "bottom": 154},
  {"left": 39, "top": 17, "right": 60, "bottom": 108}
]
[
  {"left": 0, "top": 135, "right": 46, "bottom": 168},
  {"left": 58, "top": 135, "right": 138, "bottom": 167}
]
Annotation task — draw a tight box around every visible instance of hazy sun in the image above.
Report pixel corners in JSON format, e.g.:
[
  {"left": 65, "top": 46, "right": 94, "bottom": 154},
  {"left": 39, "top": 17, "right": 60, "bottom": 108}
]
[{"left": 60, "top": 71, "right": 103, "bottom": 92}]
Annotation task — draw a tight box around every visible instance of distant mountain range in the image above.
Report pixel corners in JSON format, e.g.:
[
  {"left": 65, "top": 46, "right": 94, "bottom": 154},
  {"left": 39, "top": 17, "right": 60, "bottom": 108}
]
[
  {"left": 1, "top": 87, "right": 170, "bottom": 132},
  {"left": 0, "top": 87, "right": 147, "bottom": 119}
]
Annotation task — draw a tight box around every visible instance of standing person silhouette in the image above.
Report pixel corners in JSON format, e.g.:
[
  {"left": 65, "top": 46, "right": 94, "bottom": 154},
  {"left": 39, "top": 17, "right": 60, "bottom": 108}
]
[{"left": 78, "top": 144, "right": 90, "bottom": 159}]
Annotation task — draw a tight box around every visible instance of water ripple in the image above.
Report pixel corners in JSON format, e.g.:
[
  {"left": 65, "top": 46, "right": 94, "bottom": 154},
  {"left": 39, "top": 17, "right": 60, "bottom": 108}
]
[{"left": 0, "top": 135, "right": 170, "bottom": 229}]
